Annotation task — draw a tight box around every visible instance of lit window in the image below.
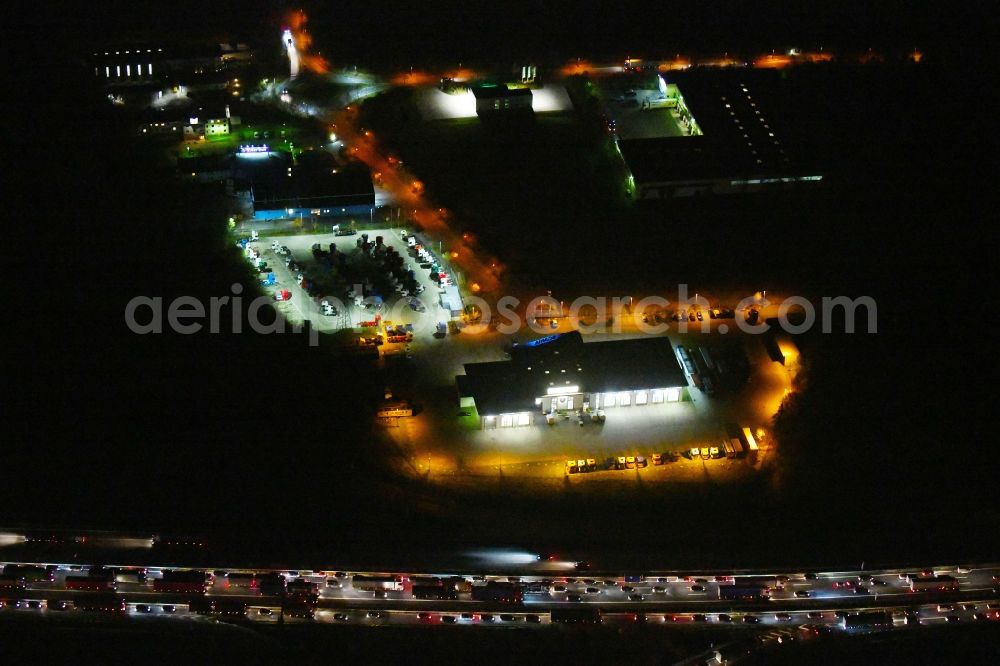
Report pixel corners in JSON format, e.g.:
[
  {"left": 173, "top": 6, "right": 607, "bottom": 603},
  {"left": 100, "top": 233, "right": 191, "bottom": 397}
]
[
  {"left": 666, "top": 388, "right": 681, "bottom": 402},
  {"left": 604, "top": 393, "right": 616, "bottom": 407},
  {"left": 651, "top": 390, "right": 664, "bottom": 404},
  {"left": 635, "top": 391, "right": 648, "bottom": 405},
  {"left": 618, "top": 392, "right": 631, "bottom": 406}
]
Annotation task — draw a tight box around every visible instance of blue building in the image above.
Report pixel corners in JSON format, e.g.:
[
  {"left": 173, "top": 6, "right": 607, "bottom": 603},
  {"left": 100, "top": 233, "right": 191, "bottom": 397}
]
[{"left": 249, "top": 159, "right": 375, "bottom": 221}]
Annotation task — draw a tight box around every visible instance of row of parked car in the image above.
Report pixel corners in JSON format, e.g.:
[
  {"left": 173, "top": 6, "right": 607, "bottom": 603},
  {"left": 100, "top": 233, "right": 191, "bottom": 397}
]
[
  {"left": 641, "top": 307, "right": 737, "bottom": 324},
  {"left": 566, "top": 452, "right": 683, "bottom": 474}
]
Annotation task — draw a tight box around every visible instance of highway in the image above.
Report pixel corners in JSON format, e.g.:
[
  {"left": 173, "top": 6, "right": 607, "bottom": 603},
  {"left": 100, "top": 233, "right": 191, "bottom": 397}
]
[{"left": 2, "top": 559, "right": 998, "bottom": 633}]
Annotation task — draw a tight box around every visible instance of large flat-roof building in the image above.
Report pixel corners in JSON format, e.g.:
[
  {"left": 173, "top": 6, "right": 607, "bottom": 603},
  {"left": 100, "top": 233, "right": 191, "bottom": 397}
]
[
  {"left": 620, "top": 70, "right": 824, "bottom": 198},
  {"left": 249, "top": 159, "right": 375, "bottom": 220},
  {"left": 89, "top": 43, "right": 253, "bottom": 87},
  {"left": 456, "top": 331, "right": 688, "bottom": 428}
]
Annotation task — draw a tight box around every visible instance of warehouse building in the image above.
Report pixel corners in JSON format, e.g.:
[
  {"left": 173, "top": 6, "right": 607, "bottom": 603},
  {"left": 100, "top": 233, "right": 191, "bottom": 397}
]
[
  {"left": 619, "top": 70, "right": 823, "bottom": 198},
  {"left": 456, "top": 331, "right": 688, "bottom": 428},
  {"left": 472, "top": 84, "right": 533, "bottom": 117},
  {"left": 249, "top": 160, "right": 375, "bottom": 220}
]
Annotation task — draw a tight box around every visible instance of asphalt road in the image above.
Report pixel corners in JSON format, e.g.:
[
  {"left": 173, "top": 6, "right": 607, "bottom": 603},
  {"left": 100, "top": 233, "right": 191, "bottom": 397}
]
[{"left": 3, "top": 561, "right": 997, "bottom": 633}]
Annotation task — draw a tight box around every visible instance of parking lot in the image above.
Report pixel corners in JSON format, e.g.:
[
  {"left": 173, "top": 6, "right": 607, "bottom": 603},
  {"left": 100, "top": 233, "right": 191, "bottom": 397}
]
[
  {"left": 247, "top": 227, "right": 459, "bottom": 337},
  {"left": 238, "top": 225, "right": 792, "bottom": 485},
  {"left": 382, "top": 324, "right": 787, "bottom": 485}
]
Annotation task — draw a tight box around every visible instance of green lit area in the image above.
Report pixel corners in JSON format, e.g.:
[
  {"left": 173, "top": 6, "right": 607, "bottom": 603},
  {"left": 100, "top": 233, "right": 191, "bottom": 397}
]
[{"left": 175, "top": 123, "right": 304, "bottom": 159}]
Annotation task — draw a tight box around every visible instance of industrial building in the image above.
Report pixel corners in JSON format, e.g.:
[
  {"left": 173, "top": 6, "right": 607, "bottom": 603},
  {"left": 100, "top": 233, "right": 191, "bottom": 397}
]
[
  {"left": 248, "top": 160, "right": 375, "bottom": 221},
  {"left": 456, "top": 332, "right": 688, "bottom": 428},
  {"left": 472, "top": 85, "right": 533, "bottom": 117},
  {"left": 619, "top": 70, "right": 824, "bottom": 198},
  {"left": 89, "top": 43, "right": 253, "bottom": 86}
]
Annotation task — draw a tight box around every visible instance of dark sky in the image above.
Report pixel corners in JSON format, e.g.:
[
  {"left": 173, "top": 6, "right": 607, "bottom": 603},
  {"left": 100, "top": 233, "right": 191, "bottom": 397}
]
[{"left": 32, "top": 0, "right": 985, "bottom": 65}]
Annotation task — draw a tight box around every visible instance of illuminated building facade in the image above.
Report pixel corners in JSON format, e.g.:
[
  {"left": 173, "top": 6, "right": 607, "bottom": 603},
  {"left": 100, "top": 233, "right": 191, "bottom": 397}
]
[{"left": 456, "top": 332, "right": 688, "bottom": 428}]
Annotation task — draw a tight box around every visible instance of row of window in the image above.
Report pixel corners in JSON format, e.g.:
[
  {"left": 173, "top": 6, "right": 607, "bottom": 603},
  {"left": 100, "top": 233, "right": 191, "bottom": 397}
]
[
  {"left": 599, "top": 388, "right": 681, "bottom": 407},
  {"left": 99, "top": 64, "right": 153, "bottom": 78}
]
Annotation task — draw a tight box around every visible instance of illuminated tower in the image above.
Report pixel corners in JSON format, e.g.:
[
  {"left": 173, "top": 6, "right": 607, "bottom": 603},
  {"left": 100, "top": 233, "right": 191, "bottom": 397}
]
[{"left": 282, "top": 29, "right": 299, "bottom": 78}]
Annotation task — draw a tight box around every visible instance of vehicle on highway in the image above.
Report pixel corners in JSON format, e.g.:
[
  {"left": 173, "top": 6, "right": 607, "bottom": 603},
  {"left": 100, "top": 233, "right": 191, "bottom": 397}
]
[
  {"left": 526, "top": 614, "right": 541, "bottom": 623},
  {"left": 946, "top": 615, "right": 961, "bottom": 623},
  {"left": 742, "top": 615, "right": 760, "bottom": 624},
  {"left": 843, "top": 611, "right": 893, "bottom": 629},
  {"left": 586, "top": 587, "right": 600, "bottom": 594},
  {"left": 47, "top": 600, "right": 69, "bottom": 611},
  {"left": 65, "top": 575, "right": 118, "bottom": 592},
  {"left": 471, "top": 581, "right": 523, "bottom": 604},
  {"left": 214, "top": 600, "right": 249, "bottom": 617},
  {"left": 442, "top": 615, "right": 457, "bottom": 624},
  {"left": 3, "top": 565, "right": 53, "bottom": 583},
  {"left": 258, "top": 608, "right": 273, "bottom": 616},
  {"left": 775, "top": 613, "right": 792, "bottom": 621},
  {"left": 0, "top": 576, "right": 27, "bottom": 593},
  {"left": 480, "top": 614, "right": 494, "bottom": 623},
  {"left": 910, "top": 575, "right": 959, "bottom": 593},
  {"left": 287, "top": 578, "right": 320, "bottom": 601},
  {"left": 257, "top": 573, "right": 287, "bottom": 595},
  {"left": 161, "top": 605, "right": 175, "bottom": 613},
  {"left": 551, "top": 608, "right": 601, "bottom": 624},
  {"left": 75, "top": 593, "right": 127, "bottom": 614},
  {"left": 937, "top": 604, "right": 955, "bottom": 613},
  {"left": 717, "top": 614, "right": 734, "bottom": 623},
  {"left": 334, "top": 613, "right": 351, "bottom": 622},
  {"left": 412, "top": 584, "right": 457, "bottom": 600},
  {"left": 692, "top": 614, "right": 707, "bottom": 622},
  {"left": 807, "top": 612, "right": 825, "bottom": 619},
  {"left": 567, "top": 594, "right": 582, "bottom": 602},
  {"left": 690, "top": 584, "right": 705, "bottom": 592},
  {"left": 795, "top": 590, "right": 811, "bottom": 598},
  {"left": 628, "top": 593, "right": 644, "bottom": 602},
  {"left": 135, "top": 604, "right": 152, "bottom": 613},
  {"left": 153, "top": 570, "right": 207, "bottom": 594},
  {"left": 352, "top": 574, "right": 404, "bottom": 592}
]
